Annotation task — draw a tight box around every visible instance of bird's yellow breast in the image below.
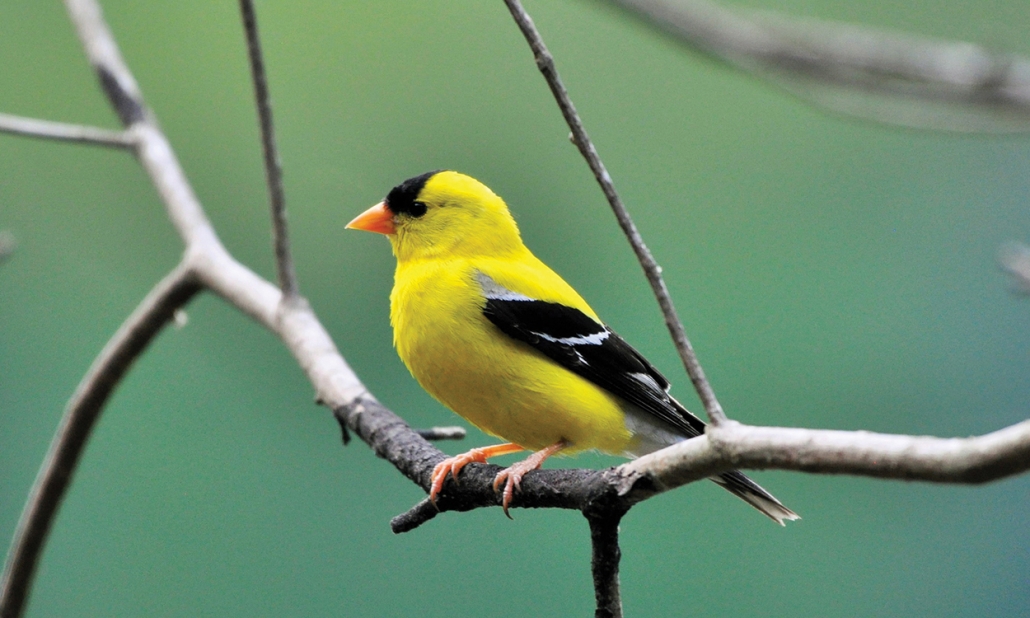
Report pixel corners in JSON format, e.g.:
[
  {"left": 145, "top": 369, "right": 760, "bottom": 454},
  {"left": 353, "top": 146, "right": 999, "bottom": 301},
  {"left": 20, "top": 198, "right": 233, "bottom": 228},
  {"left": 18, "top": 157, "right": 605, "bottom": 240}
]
[{"left": 390, "top": 256, "right": 633, "bottom": 454}]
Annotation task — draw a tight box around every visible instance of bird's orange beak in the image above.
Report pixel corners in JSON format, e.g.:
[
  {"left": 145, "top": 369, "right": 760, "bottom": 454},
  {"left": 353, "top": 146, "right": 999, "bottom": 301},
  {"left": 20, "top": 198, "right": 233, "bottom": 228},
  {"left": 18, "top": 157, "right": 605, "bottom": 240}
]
[{"left": 346, "top": 201, "right": 396, "bottom": 235}]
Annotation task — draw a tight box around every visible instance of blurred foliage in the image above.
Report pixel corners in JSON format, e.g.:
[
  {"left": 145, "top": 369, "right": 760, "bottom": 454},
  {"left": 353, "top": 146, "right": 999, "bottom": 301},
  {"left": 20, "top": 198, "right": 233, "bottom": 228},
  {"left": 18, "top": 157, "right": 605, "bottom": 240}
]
[{"left": 1, "top": 1, "right": 1028, "bottom": 616}]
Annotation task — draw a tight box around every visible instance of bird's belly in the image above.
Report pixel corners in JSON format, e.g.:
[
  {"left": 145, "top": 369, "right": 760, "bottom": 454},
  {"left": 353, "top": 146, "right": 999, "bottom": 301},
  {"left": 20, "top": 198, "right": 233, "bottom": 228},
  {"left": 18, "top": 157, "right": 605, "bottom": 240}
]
[
  {"left": 396, "top": 292, "right": 632, "bottom": 453},
  {"left": 421, "top": 347, "right": 632, "bottom": 453}
]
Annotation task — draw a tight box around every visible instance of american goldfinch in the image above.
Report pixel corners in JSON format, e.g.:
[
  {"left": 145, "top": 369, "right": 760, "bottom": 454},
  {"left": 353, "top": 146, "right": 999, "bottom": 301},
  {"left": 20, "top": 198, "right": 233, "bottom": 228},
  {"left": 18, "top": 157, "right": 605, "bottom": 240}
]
[{"left": 347, "top": 171, "right": 798, "bottom": 524}]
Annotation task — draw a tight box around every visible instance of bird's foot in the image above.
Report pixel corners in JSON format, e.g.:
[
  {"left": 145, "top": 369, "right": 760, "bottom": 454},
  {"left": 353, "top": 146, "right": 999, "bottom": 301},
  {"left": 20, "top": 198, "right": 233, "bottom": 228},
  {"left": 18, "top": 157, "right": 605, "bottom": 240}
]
[
  {"left": 428, "top": 443, "right": 524, "bottom": 507},
  {"left": 491, "top": 441, "right": 567, "bottom": 518}
]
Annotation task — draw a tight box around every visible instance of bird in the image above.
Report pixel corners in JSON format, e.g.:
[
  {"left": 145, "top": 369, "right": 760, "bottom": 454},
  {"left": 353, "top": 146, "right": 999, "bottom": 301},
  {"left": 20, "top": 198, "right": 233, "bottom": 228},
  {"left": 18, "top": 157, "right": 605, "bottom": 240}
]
[{"left": 347, "top": 170, "right": 798, "bottom": 524}]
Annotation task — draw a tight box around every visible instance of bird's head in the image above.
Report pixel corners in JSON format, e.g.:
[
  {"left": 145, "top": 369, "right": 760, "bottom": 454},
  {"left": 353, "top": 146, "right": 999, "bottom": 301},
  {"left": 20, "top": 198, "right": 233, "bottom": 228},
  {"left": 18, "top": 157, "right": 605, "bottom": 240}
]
[{"left": 347, "top": 171, "right": 524, "bottom": 262}]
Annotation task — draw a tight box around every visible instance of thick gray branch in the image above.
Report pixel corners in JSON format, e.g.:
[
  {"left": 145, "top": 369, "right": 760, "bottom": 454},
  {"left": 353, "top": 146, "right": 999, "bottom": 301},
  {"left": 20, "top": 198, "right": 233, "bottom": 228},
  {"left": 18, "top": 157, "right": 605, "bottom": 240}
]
[
  {"left": 0, "top": 113, "right": 134, "bottom": 148},
  {"left": 0, "top": 262, "right": 200, "bottom": 618},
  {"left": 587, "top": 512, "right": 624, "bottom": 618},
  {"left": 608, "top": 0, "right": 1030, "bottom": 132},
  {"left": 503, "top": 0, "right": 728, "bottom": 425}
]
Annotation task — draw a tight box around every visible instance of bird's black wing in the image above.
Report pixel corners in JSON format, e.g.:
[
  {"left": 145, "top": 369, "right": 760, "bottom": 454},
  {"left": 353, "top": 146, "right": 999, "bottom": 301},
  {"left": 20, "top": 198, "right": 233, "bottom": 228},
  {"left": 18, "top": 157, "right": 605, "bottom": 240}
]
[{"left": 476, "top": 272, "right": 704, "bottom": 437}]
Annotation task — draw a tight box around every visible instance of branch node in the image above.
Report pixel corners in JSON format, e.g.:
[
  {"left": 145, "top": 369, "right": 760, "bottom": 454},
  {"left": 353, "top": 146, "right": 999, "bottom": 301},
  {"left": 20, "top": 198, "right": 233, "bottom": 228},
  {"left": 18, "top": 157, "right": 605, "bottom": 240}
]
[{"left": 96, "top": 65, "right": 146, "bottom": 126}]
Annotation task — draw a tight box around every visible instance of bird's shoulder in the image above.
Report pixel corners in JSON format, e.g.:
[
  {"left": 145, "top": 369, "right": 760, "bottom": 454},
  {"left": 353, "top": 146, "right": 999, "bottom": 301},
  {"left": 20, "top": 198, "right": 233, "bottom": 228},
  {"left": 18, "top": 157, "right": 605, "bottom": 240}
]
[{"left": 474, "top": 252, "right": 599, "bottom": 321}]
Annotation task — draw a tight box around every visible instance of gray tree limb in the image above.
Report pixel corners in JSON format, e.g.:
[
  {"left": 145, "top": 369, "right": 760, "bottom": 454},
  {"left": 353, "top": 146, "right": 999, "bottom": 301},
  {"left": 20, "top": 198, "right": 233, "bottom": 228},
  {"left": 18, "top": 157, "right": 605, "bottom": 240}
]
[
  {"left": 0, "top": 262, "right": 201, "bottom": 618},
  {"left": 607, "top": 0, "right": 1030, "bottom": 132}
]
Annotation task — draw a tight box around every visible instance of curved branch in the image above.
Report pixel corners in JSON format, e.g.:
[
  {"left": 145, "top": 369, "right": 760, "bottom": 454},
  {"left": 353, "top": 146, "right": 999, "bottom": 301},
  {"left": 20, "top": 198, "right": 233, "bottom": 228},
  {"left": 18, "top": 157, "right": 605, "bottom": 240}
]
[
  {"left": 0, "top": 261, "right": 201, "bottom": 618},
  {"left": 0, "top": 113, "right": 134, "bottom": 148},
  {"left": 503, "top": 0, "right": 728, "bottom": 425},
  {"left": 607, "top": 0, "right": 1030, "bottom": 132}
]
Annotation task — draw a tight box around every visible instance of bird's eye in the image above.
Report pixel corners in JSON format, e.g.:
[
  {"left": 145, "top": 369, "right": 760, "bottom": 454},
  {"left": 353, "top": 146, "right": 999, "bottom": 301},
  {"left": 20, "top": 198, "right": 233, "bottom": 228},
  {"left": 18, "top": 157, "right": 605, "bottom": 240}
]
[{"left": 409, "top": 201, "right": 428, "bottom": 218}]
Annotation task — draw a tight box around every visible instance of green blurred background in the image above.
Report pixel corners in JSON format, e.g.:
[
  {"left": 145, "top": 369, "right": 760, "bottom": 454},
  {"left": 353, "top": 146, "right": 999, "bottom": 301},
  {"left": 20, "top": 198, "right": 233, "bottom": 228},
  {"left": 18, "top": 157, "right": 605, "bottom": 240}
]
[{"left": 2, "top": 1, "right": 1029, "bottom": 616}]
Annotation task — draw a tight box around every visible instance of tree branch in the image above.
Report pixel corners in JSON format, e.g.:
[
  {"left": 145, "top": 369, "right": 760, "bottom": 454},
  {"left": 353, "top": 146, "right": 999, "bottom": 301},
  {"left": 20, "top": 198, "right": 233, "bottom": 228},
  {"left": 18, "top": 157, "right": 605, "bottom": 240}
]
[
  {"left": 5, "top": 2, "right": 1030, "bottom": 617},
  {"left": 617, "top": 419, "right": 1030, "bottom": 498},
  {"left": 586, "top": 511, "right": 624, "bottom": 618},
  {"left": 502, "top": 0, "right": 728, "bottom": 425},
  {"left": 0, "top": 113, "right": 135, "bottom": 148},
  {"left": 606, "top": 0, "right": 1030, "bottom": 132},
  {"left": 0, "top": 261, "right": 201, "bottom": 618},
  {"left": 238, "top": 0, "right": 298, "bottom": 298}
]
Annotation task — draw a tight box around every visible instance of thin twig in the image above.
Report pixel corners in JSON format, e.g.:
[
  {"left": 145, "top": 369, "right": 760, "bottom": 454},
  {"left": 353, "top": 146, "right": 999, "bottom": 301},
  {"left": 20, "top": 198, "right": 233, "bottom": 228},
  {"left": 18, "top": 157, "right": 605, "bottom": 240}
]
[
  {"left": 0, "top": 261, "right": 200, "bottom": 618},
  {"left": 239, "top": 0, "right": 298, "bottom": 298},
  {"left": 0, "top": 113, "right": 134, "bottom": 148},
  {"left": 502, "top": 0, "right": 728, "bottom": 425}
]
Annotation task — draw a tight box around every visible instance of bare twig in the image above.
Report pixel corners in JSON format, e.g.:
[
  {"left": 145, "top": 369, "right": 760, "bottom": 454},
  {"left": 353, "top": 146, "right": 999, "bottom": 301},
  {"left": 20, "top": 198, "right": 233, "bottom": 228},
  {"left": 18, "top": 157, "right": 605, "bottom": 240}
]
[
  {"left": 607, "top": 0, "right": 1030, "bottom": 132},
  {"left": 239, "top": 0, "right": 297, "bottom": 298},
  {"left": 0, "top": 261, "right": 200, "bottom": 618},
  {"left": 0, "top": 113, "right": 135, "bottom": 148},
  {"left": 502, "top": 0, "right": 728, "bottom": 425}
]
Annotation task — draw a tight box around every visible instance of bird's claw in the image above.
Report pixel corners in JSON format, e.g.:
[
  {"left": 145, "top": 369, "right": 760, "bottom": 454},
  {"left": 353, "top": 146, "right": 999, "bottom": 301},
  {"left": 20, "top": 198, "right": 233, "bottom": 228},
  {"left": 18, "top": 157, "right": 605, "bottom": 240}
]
[
  {"left": 492, "top": 461, "right": 534, "bottom": 518},
  {"left": 428, "top": 449, "right": 490, "bottom": 508}
]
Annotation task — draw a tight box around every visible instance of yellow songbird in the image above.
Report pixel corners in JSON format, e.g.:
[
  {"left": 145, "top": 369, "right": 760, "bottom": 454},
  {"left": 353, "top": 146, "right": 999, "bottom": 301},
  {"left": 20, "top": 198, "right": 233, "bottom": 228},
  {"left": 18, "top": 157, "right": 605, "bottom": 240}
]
[{"left": 348, "top": 170, "right": 797, "bottom": 523}]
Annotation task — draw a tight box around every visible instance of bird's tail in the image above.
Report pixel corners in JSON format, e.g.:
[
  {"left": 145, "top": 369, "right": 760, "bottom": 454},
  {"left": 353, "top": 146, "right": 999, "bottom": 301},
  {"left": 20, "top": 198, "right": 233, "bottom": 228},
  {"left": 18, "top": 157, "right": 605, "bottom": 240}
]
[{"left": 711, "top": 470, "right": 800, "bottom": 526}]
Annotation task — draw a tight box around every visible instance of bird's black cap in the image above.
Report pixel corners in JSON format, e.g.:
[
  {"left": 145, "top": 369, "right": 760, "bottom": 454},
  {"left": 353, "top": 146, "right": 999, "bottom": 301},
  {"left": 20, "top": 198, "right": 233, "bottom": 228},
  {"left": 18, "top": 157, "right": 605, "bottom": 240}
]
[{"left": 385, "top": 170, "right": 443, "bottom": 216}]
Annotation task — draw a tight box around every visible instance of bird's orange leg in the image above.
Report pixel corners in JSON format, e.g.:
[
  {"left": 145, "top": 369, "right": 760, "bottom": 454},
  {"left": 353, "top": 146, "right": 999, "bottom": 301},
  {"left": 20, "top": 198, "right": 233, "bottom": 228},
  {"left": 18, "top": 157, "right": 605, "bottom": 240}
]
[
  {"left": 429, "top": 443, "right": 525, "bottom": 506},
  {"left": 493, "top": 440, "right": 567, "bottom": 518}
]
